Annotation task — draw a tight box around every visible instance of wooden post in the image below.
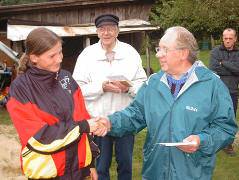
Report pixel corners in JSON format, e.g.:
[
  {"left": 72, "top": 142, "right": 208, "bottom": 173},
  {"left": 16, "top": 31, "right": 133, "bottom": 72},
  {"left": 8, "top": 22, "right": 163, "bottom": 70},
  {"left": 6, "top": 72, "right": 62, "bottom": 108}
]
[
  {"left": 12, "top": 41, "right": 23, "bottom": 54},
  {"left": 145, "top": 32, "right": 151, "bottom": 77},
  {"left": 210, "top": 35, "right": 215, "bottom": 49},
  {"left": 83, "top": 36, "right": 91, "bottom": 48}
]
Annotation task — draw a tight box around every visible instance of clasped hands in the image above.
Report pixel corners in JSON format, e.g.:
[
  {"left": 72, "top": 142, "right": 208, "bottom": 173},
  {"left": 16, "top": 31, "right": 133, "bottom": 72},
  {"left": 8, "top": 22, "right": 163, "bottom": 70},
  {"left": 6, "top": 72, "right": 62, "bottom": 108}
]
[
  {"left": 87, "top": 117, "right": 111, "bottom": 136},
  {"left": 102, "top": 80, "right": 129, "bottom": 93}
]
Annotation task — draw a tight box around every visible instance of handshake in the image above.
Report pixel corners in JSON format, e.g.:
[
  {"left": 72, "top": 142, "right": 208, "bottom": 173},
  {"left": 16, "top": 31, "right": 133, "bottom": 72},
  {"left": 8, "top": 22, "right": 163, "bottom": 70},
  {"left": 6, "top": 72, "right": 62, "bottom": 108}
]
[{"left": 87, "top": 117, "right": 111, "bottom": 136}]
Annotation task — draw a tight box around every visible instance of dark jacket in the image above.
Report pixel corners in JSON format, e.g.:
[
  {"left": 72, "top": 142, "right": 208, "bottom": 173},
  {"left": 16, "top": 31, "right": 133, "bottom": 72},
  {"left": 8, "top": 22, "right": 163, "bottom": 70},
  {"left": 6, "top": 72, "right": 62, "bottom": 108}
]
[
  {"left": 7, "top": 66, "right": 99, "bottom": 180},
  {"left": 209, "top": 44, "right": 239, "bottom": 94}
]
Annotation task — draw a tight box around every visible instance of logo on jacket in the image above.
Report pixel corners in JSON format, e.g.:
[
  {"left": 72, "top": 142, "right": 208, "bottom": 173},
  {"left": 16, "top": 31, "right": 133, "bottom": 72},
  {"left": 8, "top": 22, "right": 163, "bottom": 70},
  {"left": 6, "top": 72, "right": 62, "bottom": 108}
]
[
  {"left": 186, "top": 106, "right": 198, "bottom": 112},
  {"left": 59, "top": 76, "right": 71, "bottom": 93}
]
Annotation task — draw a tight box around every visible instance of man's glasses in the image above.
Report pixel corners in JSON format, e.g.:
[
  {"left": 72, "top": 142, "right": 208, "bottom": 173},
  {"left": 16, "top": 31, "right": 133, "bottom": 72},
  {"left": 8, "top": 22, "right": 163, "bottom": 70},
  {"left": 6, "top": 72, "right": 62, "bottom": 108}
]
[
  {"left": 155, "top": 47, "right": 182, "bottom": 56},
  {"left": 97, "top": 26, "right": 117, "bottom": 34}
]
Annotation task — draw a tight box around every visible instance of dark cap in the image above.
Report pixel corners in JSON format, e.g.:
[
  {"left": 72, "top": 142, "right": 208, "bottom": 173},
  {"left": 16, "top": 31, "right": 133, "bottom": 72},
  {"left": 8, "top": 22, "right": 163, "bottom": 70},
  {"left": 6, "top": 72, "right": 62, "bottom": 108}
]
[{"left": 95, "top": 14, "right": 119, "bottom": 28}]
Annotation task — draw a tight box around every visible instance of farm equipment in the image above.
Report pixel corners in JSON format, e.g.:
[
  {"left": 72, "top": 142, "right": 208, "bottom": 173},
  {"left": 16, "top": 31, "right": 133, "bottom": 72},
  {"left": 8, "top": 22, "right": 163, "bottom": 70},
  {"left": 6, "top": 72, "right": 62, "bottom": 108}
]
[{"left": 0, "top": 41, "right": 19, "bottom": 107}]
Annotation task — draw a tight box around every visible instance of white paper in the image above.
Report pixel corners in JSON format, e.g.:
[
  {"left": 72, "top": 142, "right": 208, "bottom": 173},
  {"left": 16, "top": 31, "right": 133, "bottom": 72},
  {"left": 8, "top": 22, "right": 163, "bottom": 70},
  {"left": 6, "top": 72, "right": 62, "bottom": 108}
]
[{"left": 159, "top": 142, "right": 197, "bottom": 146}]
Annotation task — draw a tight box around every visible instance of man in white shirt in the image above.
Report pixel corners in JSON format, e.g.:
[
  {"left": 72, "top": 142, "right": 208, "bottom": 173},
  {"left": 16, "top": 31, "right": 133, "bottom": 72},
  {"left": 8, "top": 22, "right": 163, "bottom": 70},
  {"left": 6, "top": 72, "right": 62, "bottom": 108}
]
[{"left": 72, "top": 14, "right": 147, "bottom": 180}]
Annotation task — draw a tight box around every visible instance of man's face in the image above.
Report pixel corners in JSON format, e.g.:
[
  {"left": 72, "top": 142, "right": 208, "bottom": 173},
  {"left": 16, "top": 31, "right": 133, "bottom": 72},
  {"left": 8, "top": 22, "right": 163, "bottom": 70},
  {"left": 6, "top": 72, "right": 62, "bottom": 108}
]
[
  {"left": 156, "top": 33, "right": 183, "bottom": 75},
  {"left": 223, "top": 30, "right": 237, "bottom": 50},
  {"left": 96, "top": 25, "right": 119, "bottom": 48}
]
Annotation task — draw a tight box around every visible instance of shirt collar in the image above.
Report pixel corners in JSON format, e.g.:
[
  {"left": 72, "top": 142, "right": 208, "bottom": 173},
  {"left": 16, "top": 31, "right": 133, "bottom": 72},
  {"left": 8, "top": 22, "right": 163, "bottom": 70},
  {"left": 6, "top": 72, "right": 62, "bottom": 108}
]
[
  {"left": 97, "top": 39, "right": 123, "bottom": 61},
  {"left": 166, "top": 61, "right": 199, "bottom": 81}
]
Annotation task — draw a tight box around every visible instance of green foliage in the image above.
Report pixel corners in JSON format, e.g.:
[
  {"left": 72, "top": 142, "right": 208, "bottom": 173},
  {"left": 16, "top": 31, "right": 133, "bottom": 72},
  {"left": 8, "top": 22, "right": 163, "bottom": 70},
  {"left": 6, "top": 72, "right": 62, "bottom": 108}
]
[{"left": 150, "top": 0, "right": 239, "bottom": 39}]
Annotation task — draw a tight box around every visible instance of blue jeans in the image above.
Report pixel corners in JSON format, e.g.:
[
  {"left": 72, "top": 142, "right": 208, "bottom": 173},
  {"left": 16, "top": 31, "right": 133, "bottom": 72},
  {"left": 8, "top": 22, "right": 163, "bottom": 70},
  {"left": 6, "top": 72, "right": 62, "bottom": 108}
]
[{"left": 95, "top": 135, "right": 134, "bottom": 180}]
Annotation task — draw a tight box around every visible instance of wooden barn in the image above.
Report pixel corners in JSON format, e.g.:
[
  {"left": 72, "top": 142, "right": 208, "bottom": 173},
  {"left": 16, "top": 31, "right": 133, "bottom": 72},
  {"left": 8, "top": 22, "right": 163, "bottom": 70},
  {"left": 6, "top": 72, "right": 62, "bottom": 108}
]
[{"left": 0, "top": 0, "right": 159, "bottom": 74}]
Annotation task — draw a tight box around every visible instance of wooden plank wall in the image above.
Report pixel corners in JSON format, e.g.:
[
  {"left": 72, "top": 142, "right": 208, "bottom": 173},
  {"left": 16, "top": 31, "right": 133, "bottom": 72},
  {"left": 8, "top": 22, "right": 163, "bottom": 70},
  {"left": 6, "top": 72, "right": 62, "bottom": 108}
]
[{"left": 7, "top": 4, "right": 152, "bottom": 25}]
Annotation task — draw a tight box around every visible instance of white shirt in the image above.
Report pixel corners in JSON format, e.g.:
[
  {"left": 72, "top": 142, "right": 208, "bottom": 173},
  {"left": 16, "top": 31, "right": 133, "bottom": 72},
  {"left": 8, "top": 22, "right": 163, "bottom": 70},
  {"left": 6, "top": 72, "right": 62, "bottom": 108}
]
[{"left": 72, "top": 40, "right": 147, "bottom": 117}]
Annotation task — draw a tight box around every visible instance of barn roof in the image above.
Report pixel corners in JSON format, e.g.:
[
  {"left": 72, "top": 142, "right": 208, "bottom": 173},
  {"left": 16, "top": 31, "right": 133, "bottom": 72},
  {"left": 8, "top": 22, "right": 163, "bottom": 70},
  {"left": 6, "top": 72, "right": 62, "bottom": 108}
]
[{"left": 7, "top": 19, "right": 159, "bottom": 41}]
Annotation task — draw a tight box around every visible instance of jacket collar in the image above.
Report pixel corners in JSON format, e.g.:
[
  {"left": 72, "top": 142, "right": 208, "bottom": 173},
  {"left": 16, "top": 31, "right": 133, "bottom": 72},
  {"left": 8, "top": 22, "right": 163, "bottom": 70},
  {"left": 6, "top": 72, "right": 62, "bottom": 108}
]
[
  {"left": 27, "top": 66, "right": 59, "bottom": 87},
  {"left": 159, "top": 61, "right": 209, "bottom": 99},
  {"left": 96, "top": 39, "right": 124, "bottom": 61},
  {"left": 219, "top": 44, "right": 239, "bottom": 51}
]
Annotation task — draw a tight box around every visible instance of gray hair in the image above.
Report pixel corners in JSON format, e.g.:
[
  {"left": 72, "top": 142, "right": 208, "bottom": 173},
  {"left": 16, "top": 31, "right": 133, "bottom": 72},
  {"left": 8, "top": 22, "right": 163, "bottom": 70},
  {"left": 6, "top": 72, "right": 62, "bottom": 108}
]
[{"left": 165, "top": 26, "right": 199, "bottom": 64}]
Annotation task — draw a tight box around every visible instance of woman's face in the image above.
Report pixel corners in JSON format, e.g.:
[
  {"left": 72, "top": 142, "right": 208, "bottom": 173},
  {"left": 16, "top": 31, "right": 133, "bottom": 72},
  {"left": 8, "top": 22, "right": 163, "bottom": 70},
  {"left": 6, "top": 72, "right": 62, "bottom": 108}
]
[{"left": 30, "top": 41, "right": 63, "bottom": 72}]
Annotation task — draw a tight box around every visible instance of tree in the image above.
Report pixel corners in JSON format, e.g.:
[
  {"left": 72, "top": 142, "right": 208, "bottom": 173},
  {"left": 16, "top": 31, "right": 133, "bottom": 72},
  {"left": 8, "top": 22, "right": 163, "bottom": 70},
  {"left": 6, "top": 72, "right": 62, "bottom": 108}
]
[{"left": 150, "top": 0, "right": 239, "bottom": 39}]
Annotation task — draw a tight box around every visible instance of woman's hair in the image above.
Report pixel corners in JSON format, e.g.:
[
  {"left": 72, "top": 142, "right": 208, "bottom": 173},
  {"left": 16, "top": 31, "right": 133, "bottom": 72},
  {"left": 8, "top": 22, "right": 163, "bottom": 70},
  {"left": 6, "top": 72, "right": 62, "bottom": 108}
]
[
  {"left": 17, "top": 27, "right": 62, "bottom": 75},
  {"left": 165, "top": 26, "right": 199, "bottom": 64}
]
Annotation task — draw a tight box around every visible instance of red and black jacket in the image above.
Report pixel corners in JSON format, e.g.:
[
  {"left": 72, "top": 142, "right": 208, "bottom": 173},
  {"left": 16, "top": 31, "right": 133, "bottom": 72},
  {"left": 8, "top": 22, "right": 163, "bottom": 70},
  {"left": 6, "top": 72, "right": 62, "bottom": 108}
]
[{"left": 7, "top": 66, "right": 99, "bottom": 179}]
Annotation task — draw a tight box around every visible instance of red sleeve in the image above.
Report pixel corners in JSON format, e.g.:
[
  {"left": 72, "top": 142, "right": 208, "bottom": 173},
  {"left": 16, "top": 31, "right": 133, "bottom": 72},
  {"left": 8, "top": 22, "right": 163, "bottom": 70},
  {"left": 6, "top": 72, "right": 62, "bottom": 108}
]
[{"left": 7, "top": 97, "right": 58, "bottom": 146}]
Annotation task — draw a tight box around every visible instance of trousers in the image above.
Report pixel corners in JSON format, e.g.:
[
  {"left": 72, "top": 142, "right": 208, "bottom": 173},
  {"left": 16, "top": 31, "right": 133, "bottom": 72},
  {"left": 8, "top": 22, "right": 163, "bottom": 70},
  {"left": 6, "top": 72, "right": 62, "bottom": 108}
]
[{"left": 95, "top": 134, "right": 134, "bottom": 180}]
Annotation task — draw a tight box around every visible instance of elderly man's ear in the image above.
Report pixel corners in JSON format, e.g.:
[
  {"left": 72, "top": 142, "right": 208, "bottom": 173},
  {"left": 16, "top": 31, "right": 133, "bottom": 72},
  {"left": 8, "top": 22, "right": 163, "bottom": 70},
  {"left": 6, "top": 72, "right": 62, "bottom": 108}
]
[{"left": 181, "top": 49, "right": 190, "bottom": 61}]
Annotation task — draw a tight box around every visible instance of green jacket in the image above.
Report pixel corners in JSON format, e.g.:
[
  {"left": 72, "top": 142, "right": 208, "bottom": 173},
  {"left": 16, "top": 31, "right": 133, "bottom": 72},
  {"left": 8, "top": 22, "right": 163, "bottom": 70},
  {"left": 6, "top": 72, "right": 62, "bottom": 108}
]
[{"left": 108, "top": 61, "right": 237, "bottom": 180}]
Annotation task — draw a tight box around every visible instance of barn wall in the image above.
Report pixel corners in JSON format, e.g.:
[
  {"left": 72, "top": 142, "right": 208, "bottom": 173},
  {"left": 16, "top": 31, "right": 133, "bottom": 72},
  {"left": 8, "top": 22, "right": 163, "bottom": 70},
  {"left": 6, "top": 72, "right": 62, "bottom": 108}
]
[
  {"left": 4, "top": 4, "right": 152, "bottom": 25},
  {"left": 0, "top": 0, "right": 155, "bottom": 73}
]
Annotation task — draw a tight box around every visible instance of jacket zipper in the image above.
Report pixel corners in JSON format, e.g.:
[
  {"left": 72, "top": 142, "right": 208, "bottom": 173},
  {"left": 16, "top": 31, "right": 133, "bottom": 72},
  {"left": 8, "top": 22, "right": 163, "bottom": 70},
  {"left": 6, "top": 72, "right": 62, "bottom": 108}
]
[{"left": 168, "top": 101, "right": 175, "bottom": 180}]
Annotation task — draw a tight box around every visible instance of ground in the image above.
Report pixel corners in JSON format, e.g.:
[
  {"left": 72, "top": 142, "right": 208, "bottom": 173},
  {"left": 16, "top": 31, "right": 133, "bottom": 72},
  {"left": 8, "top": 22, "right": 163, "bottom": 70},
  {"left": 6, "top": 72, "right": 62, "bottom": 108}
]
[{"left": 0, "top": 125, "right": 26, "bottom": 180}]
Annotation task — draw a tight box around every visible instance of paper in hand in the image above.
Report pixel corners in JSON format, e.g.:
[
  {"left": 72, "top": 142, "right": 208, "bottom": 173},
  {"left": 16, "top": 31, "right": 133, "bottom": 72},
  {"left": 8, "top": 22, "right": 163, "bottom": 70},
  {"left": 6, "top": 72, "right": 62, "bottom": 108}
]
[
  {"left": 106, "top": 75, "right": 133, "bottom": 87},
  {"left": 159, "top": 141, "right": 197, "bottom": 147}
]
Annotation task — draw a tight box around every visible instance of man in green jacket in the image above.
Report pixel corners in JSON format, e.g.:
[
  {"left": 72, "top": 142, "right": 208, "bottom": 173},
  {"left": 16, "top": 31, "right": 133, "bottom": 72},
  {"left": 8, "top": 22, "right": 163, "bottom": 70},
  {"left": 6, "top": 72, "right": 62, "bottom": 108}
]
[{"left": 95, "top": 26, "right": 238, "bottom": 180}]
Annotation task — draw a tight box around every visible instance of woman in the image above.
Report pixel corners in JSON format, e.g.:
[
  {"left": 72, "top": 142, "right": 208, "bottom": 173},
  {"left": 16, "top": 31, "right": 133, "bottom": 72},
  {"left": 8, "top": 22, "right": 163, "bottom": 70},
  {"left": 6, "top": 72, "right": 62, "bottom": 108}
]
[{"left": 7, "top": 27, "right": 101, "bottom": 180}]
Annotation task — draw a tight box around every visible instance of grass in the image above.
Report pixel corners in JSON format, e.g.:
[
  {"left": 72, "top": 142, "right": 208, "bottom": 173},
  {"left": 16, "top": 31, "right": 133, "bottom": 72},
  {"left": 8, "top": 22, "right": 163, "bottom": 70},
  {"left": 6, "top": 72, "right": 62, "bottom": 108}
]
[
  {"left": 141, "top": 50, "right": 211, "bottom": 73},
  {"left": 0, "top": 107, "right": 12, "bottom": 125},
  {"left": 1, "top": 50, "right": 238, "bottom": 179}
]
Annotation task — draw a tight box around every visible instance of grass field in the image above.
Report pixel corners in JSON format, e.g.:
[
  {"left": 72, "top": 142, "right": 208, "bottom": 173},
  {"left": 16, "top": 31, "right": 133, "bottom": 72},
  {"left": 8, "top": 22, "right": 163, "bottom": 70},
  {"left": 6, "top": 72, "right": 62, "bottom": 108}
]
[{"left": 1, "top": 50, "right": 238, "bottom": 180}]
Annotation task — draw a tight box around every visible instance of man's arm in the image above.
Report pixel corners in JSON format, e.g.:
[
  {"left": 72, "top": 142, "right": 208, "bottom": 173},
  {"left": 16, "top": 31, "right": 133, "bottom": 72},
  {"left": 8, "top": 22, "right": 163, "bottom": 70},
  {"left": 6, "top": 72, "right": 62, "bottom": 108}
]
[
  {"left": 94, "top": 83, "right": 148, "bottom": 137},
  {"left": 196, "top": 80, "right": 237, "bottom": 156},
  {"left": 209, "top": 48, "right": 223, "bottom": 73},
  {"left": 209, "top": 47, "right": 236, "bottom": 76},
  {"left": 127, "top": 52, "right": 147, "bottom": 97},
  {"left": 107, "top": 83, "right": 147, "bottom": 137},
  {"left": 221, "top": 56, "right": 239, "bottom": 75},
  {"left": 72, "top": 51, "right": 105, "bottom": 101}
]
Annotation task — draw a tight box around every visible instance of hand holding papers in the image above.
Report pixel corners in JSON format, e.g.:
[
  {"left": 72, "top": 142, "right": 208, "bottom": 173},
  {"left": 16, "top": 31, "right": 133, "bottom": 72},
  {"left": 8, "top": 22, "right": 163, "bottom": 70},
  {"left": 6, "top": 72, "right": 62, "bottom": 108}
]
[
  {"left": 159, "top": 135, "right": 200, "bottom": 154},
  {"left": 159, "top": 141, "right": 197, "bottom": 147},
  {"left": 106, "top": 75, "right": 133, "bottom": 87},
  {"left": 176, "top": 135, "right": 200, "bottom": 153},
  {"left": 102, "top": 75, "right": 131, "bottom": 93}
]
